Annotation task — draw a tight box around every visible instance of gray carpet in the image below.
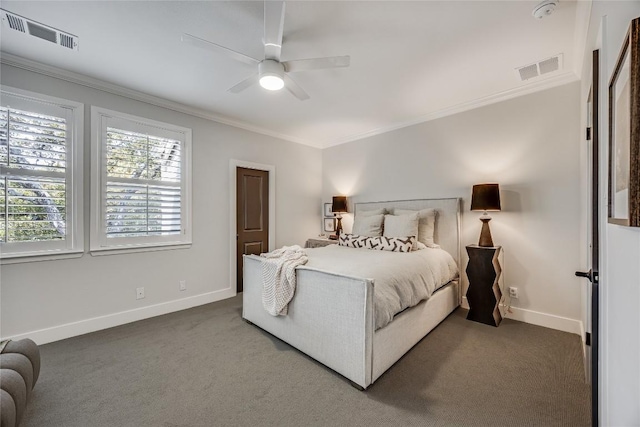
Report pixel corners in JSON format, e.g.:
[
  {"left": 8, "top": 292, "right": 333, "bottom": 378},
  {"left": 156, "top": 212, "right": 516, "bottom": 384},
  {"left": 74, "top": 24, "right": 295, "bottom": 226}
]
[{"left": 23, "top": 296, "right": 590, "bottom": 426}]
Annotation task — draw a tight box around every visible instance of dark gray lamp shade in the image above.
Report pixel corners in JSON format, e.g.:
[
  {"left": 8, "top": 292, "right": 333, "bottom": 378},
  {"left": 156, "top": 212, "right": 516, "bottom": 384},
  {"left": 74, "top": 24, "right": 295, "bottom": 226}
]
[
  {"left": 471, "top": 184, "right": 501, "bottom": 212},
  {"left": 332, "top": 196, "right": 348, "bottom": 213}
]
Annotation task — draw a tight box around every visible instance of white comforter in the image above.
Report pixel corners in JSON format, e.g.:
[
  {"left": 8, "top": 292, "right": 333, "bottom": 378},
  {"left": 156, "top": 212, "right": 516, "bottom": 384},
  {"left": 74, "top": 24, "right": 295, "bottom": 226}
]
[{"left": 305, "top": 245, "right": 458, "bottom": 330}]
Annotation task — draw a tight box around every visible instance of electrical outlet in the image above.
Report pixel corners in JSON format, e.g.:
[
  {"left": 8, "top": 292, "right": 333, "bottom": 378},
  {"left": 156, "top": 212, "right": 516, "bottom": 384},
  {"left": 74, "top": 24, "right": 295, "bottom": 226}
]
[
  {"left": 136, "top": 287, "right": 145, "bottom": 300},
  {"left": 508, "top": 287, "right": 519, "bottom": 299},
  {"left": 179, "top": 280, "right": 186, "bottom": 291}
]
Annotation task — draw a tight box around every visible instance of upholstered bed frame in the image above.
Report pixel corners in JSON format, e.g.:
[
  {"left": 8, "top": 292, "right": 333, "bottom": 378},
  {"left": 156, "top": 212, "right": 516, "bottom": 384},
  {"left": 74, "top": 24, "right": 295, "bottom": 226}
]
[{"left": 242, "top": 198, "right": 461, "bottom": 389}]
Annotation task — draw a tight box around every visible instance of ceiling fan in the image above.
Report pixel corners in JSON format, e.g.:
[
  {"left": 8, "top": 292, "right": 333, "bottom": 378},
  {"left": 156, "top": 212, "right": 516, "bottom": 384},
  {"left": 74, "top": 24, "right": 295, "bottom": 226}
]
[{"left": 181, "top": 1, "right": 350, "bottom": 101}]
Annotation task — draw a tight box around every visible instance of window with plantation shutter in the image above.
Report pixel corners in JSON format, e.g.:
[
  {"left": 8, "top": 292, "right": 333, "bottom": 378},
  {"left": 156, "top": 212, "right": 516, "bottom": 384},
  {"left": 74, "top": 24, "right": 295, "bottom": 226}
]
[
  {"left": 0, "top": 87, "right": 83, "bottom": 260},
  {"left": 91, "top": 107, "right": 191, "bottom": 253}
]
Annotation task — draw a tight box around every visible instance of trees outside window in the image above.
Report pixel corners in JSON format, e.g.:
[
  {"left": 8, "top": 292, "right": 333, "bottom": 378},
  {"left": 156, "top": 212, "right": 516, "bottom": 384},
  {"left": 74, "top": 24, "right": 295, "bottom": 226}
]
[
  {"left": 0, "top": 87, "right": 83, "bottom": 260},
  {"left": 91, "top": 107, "right": 191, "bottom": 253}
]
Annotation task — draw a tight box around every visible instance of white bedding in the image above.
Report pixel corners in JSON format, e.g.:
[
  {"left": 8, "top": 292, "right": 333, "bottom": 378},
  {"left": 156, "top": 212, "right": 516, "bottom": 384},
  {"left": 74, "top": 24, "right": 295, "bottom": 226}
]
[{"left": 304, "top": 244, "right": 458, "bottom": 329}]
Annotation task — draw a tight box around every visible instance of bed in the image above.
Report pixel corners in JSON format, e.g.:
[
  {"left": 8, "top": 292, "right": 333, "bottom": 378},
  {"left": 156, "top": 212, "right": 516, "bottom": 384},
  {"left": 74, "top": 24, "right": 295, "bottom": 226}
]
[{"left": 242, "top": 198, "right": 461, "bottom": 390}]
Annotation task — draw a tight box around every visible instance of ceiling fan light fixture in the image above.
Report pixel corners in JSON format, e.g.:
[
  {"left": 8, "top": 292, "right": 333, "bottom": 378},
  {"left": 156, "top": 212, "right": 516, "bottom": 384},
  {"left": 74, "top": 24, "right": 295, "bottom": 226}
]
[
  {"left": 182, "top": 1, "right": 349, "bottom": 100},
  {"left": 259, "top": 60, "right": 285, "bottom": 91},
  {"left": 259, "top": 75, "right": 284, "bottom": 91}
]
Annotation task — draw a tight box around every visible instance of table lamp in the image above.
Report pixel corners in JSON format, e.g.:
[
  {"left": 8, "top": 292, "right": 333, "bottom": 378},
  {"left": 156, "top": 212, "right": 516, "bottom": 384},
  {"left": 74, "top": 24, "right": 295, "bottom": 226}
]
[
  {"left": 332, "top": 196, "right": 348, "bottom": 238},
  {"left": 471, "top": 184, "right": 501, "bottom": 247}
]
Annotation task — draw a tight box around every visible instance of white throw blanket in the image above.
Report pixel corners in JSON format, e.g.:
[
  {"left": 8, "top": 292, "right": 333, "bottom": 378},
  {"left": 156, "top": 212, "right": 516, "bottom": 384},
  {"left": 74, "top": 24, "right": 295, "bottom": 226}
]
[{"left": 261, "top": 245, "right": 308, "bottom": 316}]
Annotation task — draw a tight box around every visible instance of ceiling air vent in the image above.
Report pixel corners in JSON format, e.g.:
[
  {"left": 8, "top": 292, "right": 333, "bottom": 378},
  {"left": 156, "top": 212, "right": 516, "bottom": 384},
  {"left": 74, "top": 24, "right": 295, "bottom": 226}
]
[
  {"left": 518, "top": 64, "right": 539, "bottom": 81},
  {"left": 1, "top": 9, "right": 78, "bottom": 51},
  {"left": 516, "top": 54, "right": 563, "bottom": 81},
  {"left": 538, "top": 56, "right": 559, "bottom": 75},
  {"left": 5, "top": 12, "right": 24, "bottom": 32}
]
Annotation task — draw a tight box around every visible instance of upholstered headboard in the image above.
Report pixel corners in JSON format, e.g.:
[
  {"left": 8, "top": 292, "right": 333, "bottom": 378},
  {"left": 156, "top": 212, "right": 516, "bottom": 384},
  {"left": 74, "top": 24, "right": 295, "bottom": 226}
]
[{"left": 354, "top": 198, "right": 461, "bottom": 267}]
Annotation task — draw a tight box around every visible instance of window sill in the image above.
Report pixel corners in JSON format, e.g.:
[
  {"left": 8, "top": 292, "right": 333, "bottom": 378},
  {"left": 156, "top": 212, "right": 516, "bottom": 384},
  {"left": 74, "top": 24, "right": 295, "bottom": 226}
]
[
  {"left": 90, "top": 243, "right": 192, "bottom": 257},
  {"left": 1, "top": 250, "right": 84, "bottom": 265}
]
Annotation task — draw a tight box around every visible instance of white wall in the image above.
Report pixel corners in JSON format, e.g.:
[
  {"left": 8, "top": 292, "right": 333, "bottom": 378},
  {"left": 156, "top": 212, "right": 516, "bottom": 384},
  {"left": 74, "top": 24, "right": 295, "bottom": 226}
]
[
  {"left": 580, "top": 2, "right": 640, "bottom": 425},
  {"left": 0, "top": 64, "right": 322, "bottom": 344},
  {"left": 322, "top": 82, "right": 583, "bottom": 333}
]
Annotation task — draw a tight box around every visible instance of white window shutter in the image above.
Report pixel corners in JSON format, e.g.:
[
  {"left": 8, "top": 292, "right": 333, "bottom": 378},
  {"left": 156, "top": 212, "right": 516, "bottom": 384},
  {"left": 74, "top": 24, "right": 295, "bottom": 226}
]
[{"left": 91, "top": 107, "right": 191, "bottom": 253}]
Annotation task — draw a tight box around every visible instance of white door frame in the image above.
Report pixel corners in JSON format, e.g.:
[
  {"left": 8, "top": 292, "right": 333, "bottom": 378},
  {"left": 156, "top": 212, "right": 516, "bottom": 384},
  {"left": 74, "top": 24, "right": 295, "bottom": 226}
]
[{"left": 229, "top": 160, "right": 276, "bottom": 295}]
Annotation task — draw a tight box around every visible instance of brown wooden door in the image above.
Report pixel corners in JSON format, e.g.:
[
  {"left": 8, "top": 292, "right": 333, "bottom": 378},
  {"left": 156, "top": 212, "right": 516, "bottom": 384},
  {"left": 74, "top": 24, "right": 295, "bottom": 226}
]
[{"left": 236, "top": 167, "right": 269, "bottom": 292}]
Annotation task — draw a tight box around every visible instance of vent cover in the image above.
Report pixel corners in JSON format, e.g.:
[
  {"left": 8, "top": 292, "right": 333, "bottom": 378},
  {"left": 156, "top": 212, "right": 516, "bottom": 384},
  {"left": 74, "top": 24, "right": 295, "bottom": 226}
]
[
  {"left": 1, "top": 9, "right": 78, "bottom": 51},
  {"left": 5, "top": 12, "right": 24, "bottom": 32},
  {"left": 516, "top": 54, "right": 563, "bottom": 81},
  {"left": 518, "top": 64, "right": 539, "bottom": 81},
  {"left": 538, "top": 56, "right": 559, "bottom": 74}
]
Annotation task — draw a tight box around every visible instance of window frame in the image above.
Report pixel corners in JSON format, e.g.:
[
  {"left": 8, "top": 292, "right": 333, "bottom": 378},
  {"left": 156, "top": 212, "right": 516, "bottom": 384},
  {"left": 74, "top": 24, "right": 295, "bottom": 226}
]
[
  {"left": 90, "top": 106, "right": 192, "bottom": 255},
  {"left": 0, "top": 86, "right": 84, "bottom": 263}
]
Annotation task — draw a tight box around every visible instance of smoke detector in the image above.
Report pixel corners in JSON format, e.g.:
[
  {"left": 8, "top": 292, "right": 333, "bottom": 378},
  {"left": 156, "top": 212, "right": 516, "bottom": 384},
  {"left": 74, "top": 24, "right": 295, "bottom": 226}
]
[{"left": 532, "top": 1, "right": 557, "bottom": 19}]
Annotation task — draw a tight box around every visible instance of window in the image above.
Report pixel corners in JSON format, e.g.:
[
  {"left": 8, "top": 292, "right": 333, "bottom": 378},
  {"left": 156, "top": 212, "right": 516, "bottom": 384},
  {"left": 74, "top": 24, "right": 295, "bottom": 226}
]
[
  {"left": 91, "top": 107, "right": 192, "bottom": 253},
  {"left": 0, "top": 87, "right": 83, "bottom": 260}
]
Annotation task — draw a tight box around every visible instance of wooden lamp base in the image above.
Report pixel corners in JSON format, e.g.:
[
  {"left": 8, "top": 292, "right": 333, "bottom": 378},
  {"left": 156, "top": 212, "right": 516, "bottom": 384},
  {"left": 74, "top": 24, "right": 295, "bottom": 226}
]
[
  {"left": 478, "top": 217, "right": 494, "bottom": 247},
  {"left": 335, "top": 215, "right": 343, "bottom": 236},
  {"left": 329, "top": 215, "right": 344, "bottom": 240}
]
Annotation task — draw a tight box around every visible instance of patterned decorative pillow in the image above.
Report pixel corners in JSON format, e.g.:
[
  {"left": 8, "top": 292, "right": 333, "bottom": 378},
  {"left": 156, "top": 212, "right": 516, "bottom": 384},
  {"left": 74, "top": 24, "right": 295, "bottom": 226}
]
[{"left": 339, "top": 234, "right": 415, "bottom": 253}]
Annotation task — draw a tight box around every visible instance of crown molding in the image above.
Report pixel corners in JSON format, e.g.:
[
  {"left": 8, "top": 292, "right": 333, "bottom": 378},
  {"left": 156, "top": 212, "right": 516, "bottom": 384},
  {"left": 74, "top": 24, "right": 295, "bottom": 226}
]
[
  {"left": 322, "top": 71, "right": 580, "bottom": 148},
  {"left": 0, "top": 52, "right": 321, "bottom": 148},
  {"left": 1, "top": 52, "right": 580, "bottom": 151}
]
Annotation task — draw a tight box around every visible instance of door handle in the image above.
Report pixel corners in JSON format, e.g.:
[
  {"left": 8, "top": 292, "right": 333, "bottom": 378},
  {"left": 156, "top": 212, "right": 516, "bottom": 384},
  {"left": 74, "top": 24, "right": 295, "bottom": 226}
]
[{"left": 575, "top": 269, "right": 593, "bottom": 282}]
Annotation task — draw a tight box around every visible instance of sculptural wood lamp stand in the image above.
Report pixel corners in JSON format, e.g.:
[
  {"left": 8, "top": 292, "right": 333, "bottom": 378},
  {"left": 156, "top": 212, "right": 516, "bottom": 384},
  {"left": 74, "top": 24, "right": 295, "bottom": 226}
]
[
  {"left": 466, "top": 183, "right": 502, "bottom": 327},
  {"left": 466, "top": 245, "right": 503, "bottom": 326}
]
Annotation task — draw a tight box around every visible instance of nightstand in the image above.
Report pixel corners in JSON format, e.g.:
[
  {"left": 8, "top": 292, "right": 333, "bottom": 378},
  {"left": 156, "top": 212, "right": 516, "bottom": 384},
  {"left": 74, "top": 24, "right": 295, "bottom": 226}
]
[
  {"left": 465, "top": 245, "right": 502, "bottom": 327},
  {"left": 305, "top": 237, "right": 337, "bottom": 248}
]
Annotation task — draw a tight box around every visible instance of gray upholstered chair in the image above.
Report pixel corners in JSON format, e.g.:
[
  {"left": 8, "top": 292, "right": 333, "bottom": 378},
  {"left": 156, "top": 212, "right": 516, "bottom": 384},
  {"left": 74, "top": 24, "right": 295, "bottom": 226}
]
[{"left": 0, "top": 339, "right": 40, "bottom": 427}]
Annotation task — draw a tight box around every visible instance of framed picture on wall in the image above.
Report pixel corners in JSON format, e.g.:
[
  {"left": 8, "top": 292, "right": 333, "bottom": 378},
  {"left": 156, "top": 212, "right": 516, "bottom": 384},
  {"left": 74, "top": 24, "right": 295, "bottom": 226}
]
[
  {"left": 323, "top": 218, "right": 336, "bottom": 233},
  {"left": 324, "top": 203, "right": 333, "bottom": 217},
  {"left": 608, "top": 17, "right": 640, "bottom": 227}
]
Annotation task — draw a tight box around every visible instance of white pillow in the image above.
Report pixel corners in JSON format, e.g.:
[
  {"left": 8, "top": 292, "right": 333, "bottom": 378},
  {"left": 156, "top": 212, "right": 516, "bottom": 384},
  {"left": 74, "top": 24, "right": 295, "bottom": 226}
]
[
  {"left": 357, "top": 208, "right": 387, "bottom": 217},
  {"left": 394, "top": 208, "right": 438, "bottom": 248},
  {"left": 415, "top": 241, "right": 428, "bottom": 250},
  {"left": 352, "top": 214, "right": 384, "bottom": 237},
  {"left": 383, "top": 213, "right": 419, "bottom": 249}
]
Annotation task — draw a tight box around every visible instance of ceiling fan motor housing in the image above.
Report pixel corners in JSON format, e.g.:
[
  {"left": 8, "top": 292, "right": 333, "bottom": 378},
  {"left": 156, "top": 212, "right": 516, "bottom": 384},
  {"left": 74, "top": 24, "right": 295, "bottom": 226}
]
[{"left": 259, "top": 59, "right": 285, "bottom": 90}]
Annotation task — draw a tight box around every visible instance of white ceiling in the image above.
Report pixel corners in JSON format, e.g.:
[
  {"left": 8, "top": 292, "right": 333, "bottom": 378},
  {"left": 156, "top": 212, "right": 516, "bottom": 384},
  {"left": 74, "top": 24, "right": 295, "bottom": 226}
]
[{"left": 0, "top": 1, "right": 583, "bottom": 148}]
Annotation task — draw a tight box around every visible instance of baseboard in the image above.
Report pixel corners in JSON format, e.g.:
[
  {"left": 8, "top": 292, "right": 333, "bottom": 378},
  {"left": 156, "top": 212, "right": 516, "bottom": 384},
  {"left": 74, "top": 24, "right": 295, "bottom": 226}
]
[
  {"left": 579, "top": 319, "right": 588, "bottom": 382},
  {"left": 461, "top": 296, "right": 582, "bottom": 335},
  {"left": 504, "top": 306, "right": 583, "bottom": 335},
  {"left": 579, "top": 320, "right": 587, "bottom": 357},
  {"left": 461, "top": 297, "right": 470, "bottom": 310},
  {"left": 3, "top": 287, "right": 236, "bottom": 345}
]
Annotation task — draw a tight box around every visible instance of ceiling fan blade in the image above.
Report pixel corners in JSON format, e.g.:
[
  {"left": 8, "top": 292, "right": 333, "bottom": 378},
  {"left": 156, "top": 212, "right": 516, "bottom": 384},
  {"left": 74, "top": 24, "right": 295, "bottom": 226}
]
[
  {"left": 264, "top": 1, "right": 285, "bottom": 60},
  {"left": 228, "top": 74, "right": 259, "bottom": 93},
  {"left": 283, "top": 56, "right": 351, "bottom": 73},
  {"left": 182, "top": 33, "right": 260, "bottom": 67},
  {"left": 283, "top": 74, "right": 310, "bottom": 101}
]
